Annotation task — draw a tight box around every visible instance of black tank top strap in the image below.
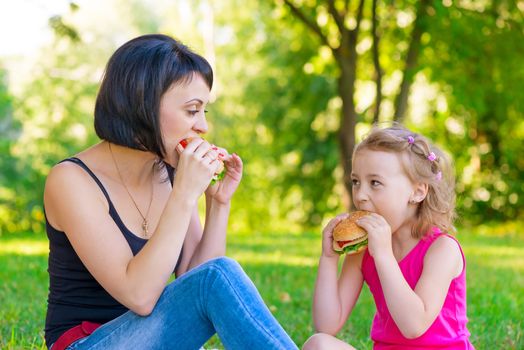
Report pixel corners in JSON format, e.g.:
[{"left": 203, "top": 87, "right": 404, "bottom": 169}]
[
  {"left": 60, "top": 157, "right": 113, "bottom": 207},
  {"left": 57, "top": 156, "right": 183, "bottom": 266},
  {"left": 58, "top": 156, "right": 150, "bottom": 254}
]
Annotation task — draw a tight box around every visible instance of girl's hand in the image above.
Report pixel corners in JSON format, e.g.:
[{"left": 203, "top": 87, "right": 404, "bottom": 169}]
[
  {"left": 205, "top": 152, "right": 243, "bottom": 204},
  {"left": 321, "top": 213, "right": 350, "bottom": 259},
  {"left": 173, "top": 139, "right": 217, "bottom": 203},
  {"left": 356, "top": 213, "right": 392, "bottom": 258}
]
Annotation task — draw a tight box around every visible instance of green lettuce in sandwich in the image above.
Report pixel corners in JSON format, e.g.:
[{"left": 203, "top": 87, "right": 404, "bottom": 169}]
[{"left": 332, "top": 211, "right": 371, "bottom": 255}]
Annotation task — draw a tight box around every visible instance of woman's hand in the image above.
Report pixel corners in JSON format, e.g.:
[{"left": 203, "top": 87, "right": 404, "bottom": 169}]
[
  {"left": 356, "top": 213, "right": 392, "bottom": 258},
  {"left": 321, "top": 213, "right": 349, "bottom": 259},
  {"left": 205, "top": 152, "right": 243, "bottom": 204},
  {"left": 173, "top": 139, "right": 217, "bottom": 203}
]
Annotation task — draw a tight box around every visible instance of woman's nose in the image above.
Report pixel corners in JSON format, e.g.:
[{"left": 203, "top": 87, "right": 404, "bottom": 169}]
[{"left": 193, "top": 113, "right": 208, "bottom": 134}]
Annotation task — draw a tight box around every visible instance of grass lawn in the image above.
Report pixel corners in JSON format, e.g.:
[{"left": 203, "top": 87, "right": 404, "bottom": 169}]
[{"left": 1, "top": 223, "right": 523, "bottom": 349}]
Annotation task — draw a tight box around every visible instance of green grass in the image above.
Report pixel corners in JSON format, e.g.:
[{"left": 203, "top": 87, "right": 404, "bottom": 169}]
[{"left": 1, "top": 224, "right": 523, "bottom": 349}]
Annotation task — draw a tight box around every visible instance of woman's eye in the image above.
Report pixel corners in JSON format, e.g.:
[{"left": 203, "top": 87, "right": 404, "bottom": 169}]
[{"left": 188, "top": 109, "right": 208, "bottom": 116}]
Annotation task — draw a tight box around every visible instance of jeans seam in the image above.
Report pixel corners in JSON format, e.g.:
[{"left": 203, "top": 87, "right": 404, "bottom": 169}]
[{"left": 200, "top": 263, "right": 212, "bottom": 321}]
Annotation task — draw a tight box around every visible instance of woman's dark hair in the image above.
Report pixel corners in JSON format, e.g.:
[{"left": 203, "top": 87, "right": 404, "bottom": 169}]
[{"left": 94, "top": 34, "right": 213, "bottom": 158}]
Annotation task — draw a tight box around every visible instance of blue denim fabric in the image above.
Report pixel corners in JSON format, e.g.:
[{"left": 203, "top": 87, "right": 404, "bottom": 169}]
[{"left": 64, "top": 257, "right": 298, "bottom": 350}]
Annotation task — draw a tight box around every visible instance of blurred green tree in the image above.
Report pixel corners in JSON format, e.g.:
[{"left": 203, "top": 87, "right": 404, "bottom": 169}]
[
  {"left": 0, "top": 66, "right": 21, "bottom": 235},
  {"left": 269, "top": 0, "right": 523, "bottom": 225},
  {"left": 277, "top": 0, "right": 433, "bottom": 204},
  {"left": 0, "top": 0, "right": 192, "bottom": 235},
  {"left": 1, "top": 36, "right": 100, "bottom": 235},
  {"left": 1, "top": 0, "right": 522, "bottom": 235},
  {"left": 421, "top": 0, "right": 524, "bottom": 222}
]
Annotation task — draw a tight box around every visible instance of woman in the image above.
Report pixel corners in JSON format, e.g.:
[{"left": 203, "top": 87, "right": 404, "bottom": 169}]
[{"left": 44, "top": 34, "right": 298, "bottom": 350}]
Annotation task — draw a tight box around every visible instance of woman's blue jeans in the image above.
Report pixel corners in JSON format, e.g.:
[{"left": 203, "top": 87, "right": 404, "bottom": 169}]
[{"left": 64, "top": 257, "right": 298, "bottom": 350}]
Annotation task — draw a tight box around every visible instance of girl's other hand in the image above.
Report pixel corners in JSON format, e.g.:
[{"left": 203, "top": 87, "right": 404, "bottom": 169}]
[
  {"left": 205, "top": 152, "right": 243, "bottom": 204},
  {"left": 356, "top": 213, "right": 392, "bottom": 259},
  {"left": 321, "top": 213, "right": 349, "bottom": 259}
]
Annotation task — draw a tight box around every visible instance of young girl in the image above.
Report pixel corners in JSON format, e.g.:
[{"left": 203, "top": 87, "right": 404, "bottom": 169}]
[{"left": 303, "top": 125, "right": 474, "bottom": 349}]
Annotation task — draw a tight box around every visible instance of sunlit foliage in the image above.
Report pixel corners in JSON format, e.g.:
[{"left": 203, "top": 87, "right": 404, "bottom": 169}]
[{"left": 0, "top": 0, "right": 522, "bottom": 235}]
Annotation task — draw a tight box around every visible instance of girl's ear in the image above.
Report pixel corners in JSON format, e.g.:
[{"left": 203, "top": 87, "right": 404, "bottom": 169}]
[{"left": 411, "top": 182, "right": 429, "bottom": 203}]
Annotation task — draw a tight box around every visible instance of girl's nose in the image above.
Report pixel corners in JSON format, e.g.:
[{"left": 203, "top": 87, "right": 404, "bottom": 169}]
[{"left": 353, "top": 189, "right": 369, "bottom": 204}]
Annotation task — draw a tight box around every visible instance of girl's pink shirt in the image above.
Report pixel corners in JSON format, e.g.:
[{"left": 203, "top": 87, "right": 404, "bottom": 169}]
[{"left": 361, "top": 228, "right": 475, "bottom": 349}]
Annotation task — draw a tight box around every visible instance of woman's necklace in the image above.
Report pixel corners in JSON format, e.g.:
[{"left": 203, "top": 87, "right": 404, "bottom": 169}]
[{"left": 108, "top": 143, "right": 154, "bottom": 237}]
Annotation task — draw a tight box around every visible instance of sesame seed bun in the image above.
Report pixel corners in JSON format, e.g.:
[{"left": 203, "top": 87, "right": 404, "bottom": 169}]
[{"left": 332, "top": 211, "right": 371, "bottom": 254}]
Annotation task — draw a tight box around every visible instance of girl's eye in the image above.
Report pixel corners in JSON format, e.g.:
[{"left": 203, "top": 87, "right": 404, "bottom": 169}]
[
  {"left": 371, "top": 180, "right": 381, "bottom": 187},
  {"left": 351, "top": 179, "right": 359, "bottom": 186}
]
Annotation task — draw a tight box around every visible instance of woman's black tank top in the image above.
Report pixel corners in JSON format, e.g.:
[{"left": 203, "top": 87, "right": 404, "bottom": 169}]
[{"left": 44, "top": 157, "right": 181, "bottom": 347}]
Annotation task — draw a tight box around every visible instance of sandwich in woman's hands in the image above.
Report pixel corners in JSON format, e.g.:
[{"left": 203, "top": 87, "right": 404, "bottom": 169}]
[
  {"left": 332, "top": 211, "right": 371, "bottom": 255},
  {"left": 176, "top": 137, "right": 228, "bottom": 184}
]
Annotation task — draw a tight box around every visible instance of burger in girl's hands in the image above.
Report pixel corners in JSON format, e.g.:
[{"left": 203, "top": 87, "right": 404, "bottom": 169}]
[
  {"left": 176, "top": 137, "right": 229, "bottom": 185},
  {"left": 332, "top": 210, "right": 372, "bottom": 255}
]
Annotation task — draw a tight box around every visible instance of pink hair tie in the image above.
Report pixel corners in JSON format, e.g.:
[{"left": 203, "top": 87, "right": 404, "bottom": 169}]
[
  {"left": 427, "top": 152, "right": 437, "bottom": 162},
  {"left": 407, "top": 136, "right": 415, "bottom": 144},
  {"left": 435, "top": 171, "right": 442, "bottom": 181}
]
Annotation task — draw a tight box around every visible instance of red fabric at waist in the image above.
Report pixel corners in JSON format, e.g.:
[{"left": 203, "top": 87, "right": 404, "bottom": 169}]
[{"left": 52, "top": 321, "right": 101, "bottom": 350}]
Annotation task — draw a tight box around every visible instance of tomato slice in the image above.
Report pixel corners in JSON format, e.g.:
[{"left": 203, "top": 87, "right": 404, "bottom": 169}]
[{"left": 337, "top": 240, "right": 351, "bottom": 248}]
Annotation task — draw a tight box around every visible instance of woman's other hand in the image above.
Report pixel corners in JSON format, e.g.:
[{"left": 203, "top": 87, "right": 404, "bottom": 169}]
[{"left": 205, "top": 152, "right": 243, "bottom": 204}]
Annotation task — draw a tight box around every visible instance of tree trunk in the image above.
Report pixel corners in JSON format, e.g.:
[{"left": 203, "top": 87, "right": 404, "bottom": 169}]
[
  {"left": 282, "top": 0, "right": 363, "bottom": 210},
  {"left": 336, "top": 37, "right": 358, "bottom": 210},
  {"left": 338, "top": 69, "right": 357, "bottom": 208},
  {"left": 372, "top": 0, "right": 382, "bottom": 124},
  {"left": 394, "top": 0, "right": 431, "bottom": 121}
]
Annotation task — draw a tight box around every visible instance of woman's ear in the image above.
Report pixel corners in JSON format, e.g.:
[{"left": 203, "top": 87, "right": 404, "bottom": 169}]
[{"left": 410, "top": 182, "right": 429, "bottom": 203}]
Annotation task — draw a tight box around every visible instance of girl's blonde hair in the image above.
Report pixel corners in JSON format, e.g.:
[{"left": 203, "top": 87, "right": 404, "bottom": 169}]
[{"left": 354, "top": 125, "right": 456, "bottom": 238}]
